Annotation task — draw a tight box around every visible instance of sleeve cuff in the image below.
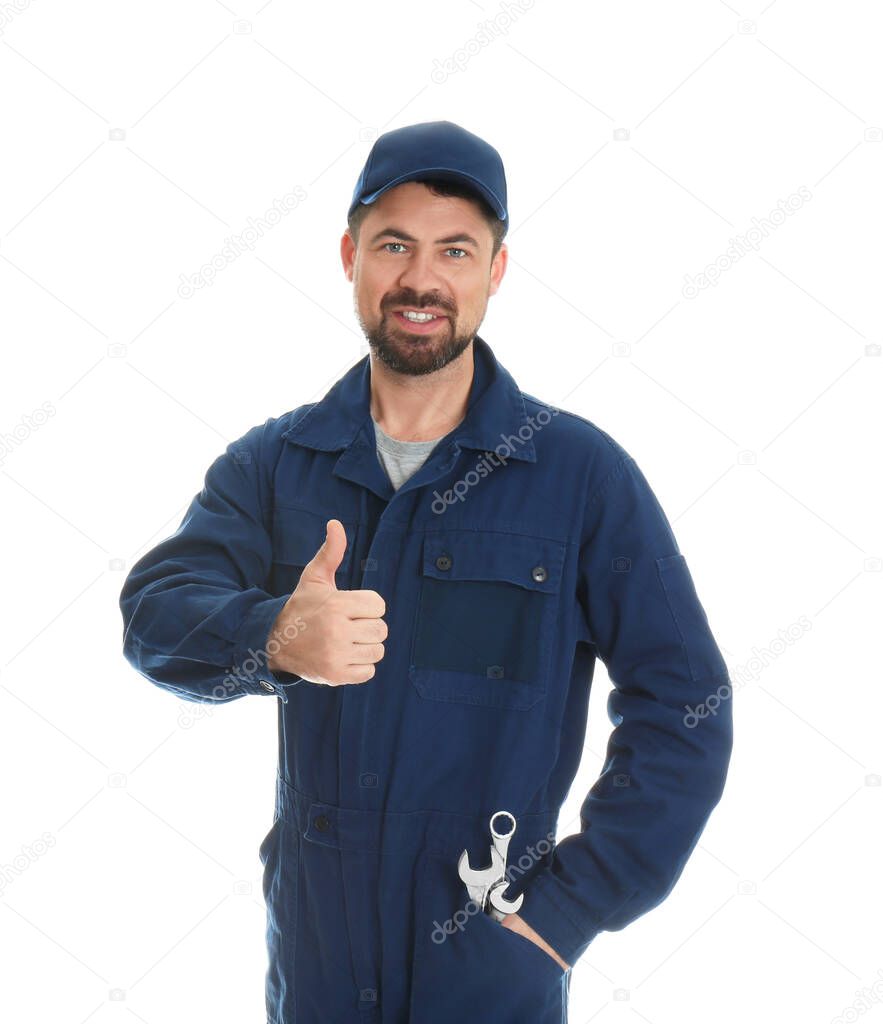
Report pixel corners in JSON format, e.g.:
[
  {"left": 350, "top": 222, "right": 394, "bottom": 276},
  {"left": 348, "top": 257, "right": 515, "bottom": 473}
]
[
  {"left": 230, "top": 594, "right": 303, "bottom": 702},
  {"left": 517, "top": 871, "right": 600, "bottom": 969}
]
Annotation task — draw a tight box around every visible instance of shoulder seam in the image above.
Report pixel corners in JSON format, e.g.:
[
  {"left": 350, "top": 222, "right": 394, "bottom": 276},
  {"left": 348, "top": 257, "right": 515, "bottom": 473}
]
[{"left": 519, "top": 393, "right": 626, "bottom": 458}]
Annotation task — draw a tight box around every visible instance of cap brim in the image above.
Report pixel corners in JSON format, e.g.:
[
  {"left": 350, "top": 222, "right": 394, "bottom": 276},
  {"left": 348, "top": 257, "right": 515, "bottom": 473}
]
[{"left": 353, "top": 167, "right": 507, "bottom": 223}]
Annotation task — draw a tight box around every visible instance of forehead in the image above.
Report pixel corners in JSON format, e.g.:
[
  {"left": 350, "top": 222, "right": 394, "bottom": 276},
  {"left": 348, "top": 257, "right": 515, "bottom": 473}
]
[{"left": 360, "top": 181, "right": 489, "bottom": 242}]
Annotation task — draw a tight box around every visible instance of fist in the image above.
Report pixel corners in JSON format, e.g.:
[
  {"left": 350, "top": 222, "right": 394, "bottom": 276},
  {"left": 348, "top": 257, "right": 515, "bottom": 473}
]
[{"left": 266, "top": 519, "right": 387, "bottom": 685}]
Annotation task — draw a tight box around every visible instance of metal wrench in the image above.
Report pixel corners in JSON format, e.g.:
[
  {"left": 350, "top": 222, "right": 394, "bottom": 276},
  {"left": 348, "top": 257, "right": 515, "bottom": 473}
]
[{"left": 457, "top": 810, "right": 525, "bottom": 922}]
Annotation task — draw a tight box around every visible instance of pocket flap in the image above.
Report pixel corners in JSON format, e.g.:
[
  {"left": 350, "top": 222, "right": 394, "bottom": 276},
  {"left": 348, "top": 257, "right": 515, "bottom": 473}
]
[
  {"left": 272, "top": 505, "right": 355, "bottom": 573},
  {"left": 421, "top": 531, "right": 565, "bottom": 594},
  {"left": 656, "top": 553, "right": 727, "bottom": 682}
]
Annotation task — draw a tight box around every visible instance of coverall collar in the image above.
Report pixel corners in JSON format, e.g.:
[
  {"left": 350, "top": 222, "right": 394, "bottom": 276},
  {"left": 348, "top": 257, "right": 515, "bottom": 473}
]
[{"left": 281, "top": 334, "right": 538, "bottom": 465}]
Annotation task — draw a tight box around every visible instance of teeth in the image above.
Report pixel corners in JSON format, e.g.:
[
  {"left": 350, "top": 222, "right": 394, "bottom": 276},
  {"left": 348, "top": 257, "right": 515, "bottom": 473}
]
[{"left": 401, "top": 310, "right": 438, "bottom": 321}]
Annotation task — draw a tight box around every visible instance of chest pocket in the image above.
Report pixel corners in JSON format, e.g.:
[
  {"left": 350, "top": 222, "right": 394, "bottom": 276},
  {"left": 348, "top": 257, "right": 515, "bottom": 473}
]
[
  {"left": 270, "top": 506, "right": 356, "bottom": 594},
  {"left": 409, "top": 530, "right": 566, "bottom": 710}
]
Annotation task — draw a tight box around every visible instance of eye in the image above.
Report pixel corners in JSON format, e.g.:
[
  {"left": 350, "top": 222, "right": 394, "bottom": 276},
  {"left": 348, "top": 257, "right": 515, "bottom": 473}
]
[{"left": 381, "top": 242, "right": 469, "bottom": 258}]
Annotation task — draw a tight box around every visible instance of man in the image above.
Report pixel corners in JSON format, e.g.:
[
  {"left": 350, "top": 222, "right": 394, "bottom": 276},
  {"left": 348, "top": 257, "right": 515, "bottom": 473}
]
[{"left": 119, "top": 120, "right": 733, "bottom": 1024}]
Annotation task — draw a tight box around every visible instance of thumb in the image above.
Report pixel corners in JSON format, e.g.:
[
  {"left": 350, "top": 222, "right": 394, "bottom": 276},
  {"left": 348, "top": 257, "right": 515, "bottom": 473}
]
[{"left": 301, "top": 519, "right": 346, "bottom": 589}]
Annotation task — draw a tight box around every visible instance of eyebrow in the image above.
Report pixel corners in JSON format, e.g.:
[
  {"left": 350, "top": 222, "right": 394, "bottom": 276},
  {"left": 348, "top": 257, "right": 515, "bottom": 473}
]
[{"left": 368, "top": 227, "right": 482, "bottom": 249}]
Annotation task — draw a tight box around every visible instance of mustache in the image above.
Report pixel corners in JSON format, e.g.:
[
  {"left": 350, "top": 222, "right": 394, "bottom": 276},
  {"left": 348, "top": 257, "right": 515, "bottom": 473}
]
[{"left": 385, "top": 299, "right": 455, "bottom": 314}]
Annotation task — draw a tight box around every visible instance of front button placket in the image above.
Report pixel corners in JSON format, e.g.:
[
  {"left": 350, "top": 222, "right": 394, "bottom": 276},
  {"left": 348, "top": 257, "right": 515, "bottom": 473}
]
[{"left": 333, "top": 434, "right": 467, "bottom": 1022}]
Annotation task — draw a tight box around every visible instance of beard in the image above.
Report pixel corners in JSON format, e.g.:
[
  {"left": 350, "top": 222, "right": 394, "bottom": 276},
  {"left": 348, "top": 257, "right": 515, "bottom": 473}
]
[{"left": 359, "top": 310, "right": 475, "bottom": 376}]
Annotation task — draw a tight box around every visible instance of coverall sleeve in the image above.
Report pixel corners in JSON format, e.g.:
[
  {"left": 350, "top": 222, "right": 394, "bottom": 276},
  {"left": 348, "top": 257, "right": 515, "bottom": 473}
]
[
  {"left": 518, "top": 453, "right": 733, "bottom": 968},
  {"left": 118, "top": 422, "right": 302, "bottom": 704}
]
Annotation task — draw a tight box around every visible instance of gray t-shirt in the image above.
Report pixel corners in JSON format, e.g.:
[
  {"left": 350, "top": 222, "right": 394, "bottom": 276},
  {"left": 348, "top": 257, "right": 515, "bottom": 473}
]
[{"left": 371, "top": 415, "right": 446, "bottom": 491}]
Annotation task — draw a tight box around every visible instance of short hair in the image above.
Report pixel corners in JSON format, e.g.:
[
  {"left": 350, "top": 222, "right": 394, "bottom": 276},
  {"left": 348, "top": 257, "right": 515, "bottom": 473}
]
[{"left": 347, "top": 178, "right": 506, "bottom": 262}]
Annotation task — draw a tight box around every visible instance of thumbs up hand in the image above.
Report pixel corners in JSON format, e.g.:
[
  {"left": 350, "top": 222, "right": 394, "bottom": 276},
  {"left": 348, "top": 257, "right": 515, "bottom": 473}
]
[{"left": 266, "top": 519, "right": 387, "bottom": 685}]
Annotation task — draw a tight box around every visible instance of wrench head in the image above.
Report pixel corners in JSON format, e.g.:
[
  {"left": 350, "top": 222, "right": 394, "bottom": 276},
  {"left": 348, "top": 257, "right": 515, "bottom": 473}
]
[
  {"left": 457, "top": 849, "right": 489, "bottom": 908},
  {"left": 488, "top": 881, "right": 524, "bottom": 917},
  {"left": 457, "top": 846, "right": 505, "bottom": 887}
]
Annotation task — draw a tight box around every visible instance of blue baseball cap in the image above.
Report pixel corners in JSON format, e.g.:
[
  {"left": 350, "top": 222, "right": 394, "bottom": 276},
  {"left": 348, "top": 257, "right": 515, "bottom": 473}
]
[{"left": 347, "top": 120, "right": 508, "bottom": 235}]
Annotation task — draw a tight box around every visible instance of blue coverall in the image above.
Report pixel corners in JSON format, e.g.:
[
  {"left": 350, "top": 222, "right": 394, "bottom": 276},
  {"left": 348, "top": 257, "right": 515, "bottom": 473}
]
[{"left": 119, "top": 335, "right": 733, "bottom": 1023}]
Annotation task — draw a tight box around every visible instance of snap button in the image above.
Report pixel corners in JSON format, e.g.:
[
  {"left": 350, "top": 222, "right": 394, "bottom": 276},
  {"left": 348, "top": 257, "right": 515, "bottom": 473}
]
[
  {"left": 258, "top": 680, "right": 275, "bottom": 692},
  {"left": 359, "top": 988, "right": 377, "bottom": 1003},
  {"left": 487, "top": 665, "right": 504, "bottom": 679},
  {"left": 314, "top": 814, "right": 331, "bottom": 832},
  {"left": 531, "top": 565, "right": 548, "bottom": 583},
  {"left": 435, "top": 553, "right": 453, "bottom": 571}
]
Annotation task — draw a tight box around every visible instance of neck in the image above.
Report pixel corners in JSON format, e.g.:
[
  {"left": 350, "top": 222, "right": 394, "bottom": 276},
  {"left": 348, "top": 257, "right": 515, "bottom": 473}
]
[{"left": 369, "top": 345, "right": 474, "bottom": 442}]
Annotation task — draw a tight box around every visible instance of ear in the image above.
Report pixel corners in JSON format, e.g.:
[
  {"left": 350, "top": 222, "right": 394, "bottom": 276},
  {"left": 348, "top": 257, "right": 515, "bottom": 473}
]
[
  {"left": 488, "top": 241, "right": 508, "bottom": 298},
  {"left": 341, "top": 230, "right": 356, "bottom": 282}
]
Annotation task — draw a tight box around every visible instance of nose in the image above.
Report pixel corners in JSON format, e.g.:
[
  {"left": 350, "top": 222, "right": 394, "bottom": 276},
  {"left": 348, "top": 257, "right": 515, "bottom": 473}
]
[{"left": 395, "top": 248, "right": 446, "bottom": 296}]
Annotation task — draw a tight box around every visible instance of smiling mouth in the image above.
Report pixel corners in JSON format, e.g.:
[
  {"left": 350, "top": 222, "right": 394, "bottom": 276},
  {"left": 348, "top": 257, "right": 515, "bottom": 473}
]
[{"left": 390, "top": 310, "right": 449, "bottom": 333}]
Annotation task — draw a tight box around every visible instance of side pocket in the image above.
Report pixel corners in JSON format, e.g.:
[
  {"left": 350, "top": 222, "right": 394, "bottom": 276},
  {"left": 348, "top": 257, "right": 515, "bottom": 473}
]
[
  {"left": 407, "top": 853, "right": 567, "bottom": 1024},
  {"left": 656, "top": 554, "right": 727, "bottom": 682}
]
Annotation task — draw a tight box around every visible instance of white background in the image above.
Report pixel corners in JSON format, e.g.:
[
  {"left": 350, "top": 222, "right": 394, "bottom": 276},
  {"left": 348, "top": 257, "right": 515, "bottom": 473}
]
[{"left": 1, "top": 1, "right": 881, "bottom": 1022}]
